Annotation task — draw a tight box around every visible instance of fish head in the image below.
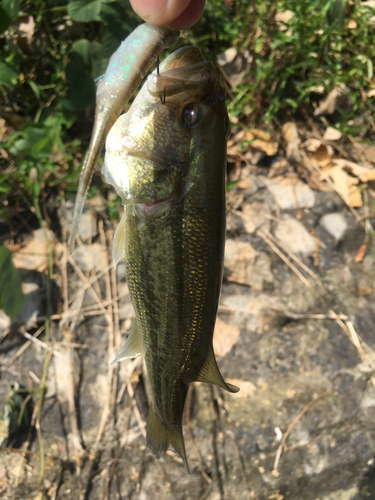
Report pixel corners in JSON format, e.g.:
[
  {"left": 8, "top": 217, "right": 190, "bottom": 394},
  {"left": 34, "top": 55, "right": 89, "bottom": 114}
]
[{"left": 103, "top": 46, "right": 230, "bottom": 207}]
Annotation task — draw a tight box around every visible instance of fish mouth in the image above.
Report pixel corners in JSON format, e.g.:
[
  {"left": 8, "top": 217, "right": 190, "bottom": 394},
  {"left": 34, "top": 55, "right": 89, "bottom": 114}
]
[{"left": 134, "top": 198, "right": 174, "bottom": 220}]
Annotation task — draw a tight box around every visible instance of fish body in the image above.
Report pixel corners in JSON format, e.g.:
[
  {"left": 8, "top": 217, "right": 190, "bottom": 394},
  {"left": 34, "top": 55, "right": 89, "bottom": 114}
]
[{"left": 104, "top": 47, "right": 238, "bottom": 466}]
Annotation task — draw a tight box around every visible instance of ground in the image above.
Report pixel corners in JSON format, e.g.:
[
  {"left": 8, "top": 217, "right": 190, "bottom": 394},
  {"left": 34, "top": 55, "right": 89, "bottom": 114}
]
[{"left": 1, "top": 137, "right": 375, "bottom": 500}]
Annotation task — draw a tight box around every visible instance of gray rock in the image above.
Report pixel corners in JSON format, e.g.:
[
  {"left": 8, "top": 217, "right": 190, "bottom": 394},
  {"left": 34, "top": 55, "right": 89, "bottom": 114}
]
[
  {"left": 320, "top": 212, "right": 347, "bottom": 241},
  {"left": 265, "top": 176, "right": 316, "bottom": 209},
  {"left": 275, "top": 216, "right": 316, "bottom": 257}
]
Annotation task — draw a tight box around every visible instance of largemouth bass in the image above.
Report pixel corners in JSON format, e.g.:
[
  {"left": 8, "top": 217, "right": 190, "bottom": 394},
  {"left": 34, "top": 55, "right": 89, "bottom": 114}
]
[
  {"left": 68, "top": 24, "right": 179, "bottom": 254},
  {"left": 103, "top": 46, "right": 239, "bottom": 467}
]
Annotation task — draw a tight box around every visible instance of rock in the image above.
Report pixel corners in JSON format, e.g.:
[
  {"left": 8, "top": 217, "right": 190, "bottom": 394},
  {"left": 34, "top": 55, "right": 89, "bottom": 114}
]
[
  {"left": 265, "top": 176, "right": 316, "bottom": 209},
  {"left": 274, "top": 216, "right": 316, "bottom": 257},
  {"left": 12, "top": 228, "right": 55, "bottom": 272},
  {"left": 213, "top": 317, "right": 240, "bottom": 358},
  {"left": 224, "top": 239, "right": 273, "bottom": 290},
  {"left": 220, "top": 293, "right": 286, "bottom": 333},
  {"left": 320, "top": 213, "right": 347, "bottom": 241},
  {"left": 65, "top": 200, "right": 98, "bottom": 241},
  {"left": 72, "top": 243, "right": 107, "bottom": 272},
  {"left": 0, "top": 311, "right": 11, "bottom": 333},
  {"left": 13, "top": 272, "right": 45, "bottom": 328},
  {"left": 323, "top": 127, "right": 343, "bottom": 141},
  {"left": 238, "top": 202, "right": 270, "bottom": 234}
]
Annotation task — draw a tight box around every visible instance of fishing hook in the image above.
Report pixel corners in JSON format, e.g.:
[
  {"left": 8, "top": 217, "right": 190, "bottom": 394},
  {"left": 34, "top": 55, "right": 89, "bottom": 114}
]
[
  {"left": 156, "top": 56, "right": 166, "bottom": 104},
  {"left": 161, "top": 87, "right": 166, "bottom": 105}
]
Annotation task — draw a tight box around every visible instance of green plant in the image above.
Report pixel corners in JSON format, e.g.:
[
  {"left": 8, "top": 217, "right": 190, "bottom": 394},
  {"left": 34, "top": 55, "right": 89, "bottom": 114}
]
[{"left": 0, "top": 243, "right": 23, "bottom": 319}]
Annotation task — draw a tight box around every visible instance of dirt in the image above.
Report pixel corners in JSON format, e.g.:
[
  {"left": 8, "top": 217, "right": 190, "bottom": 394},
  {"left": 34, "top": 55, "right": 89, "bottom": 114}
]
[{"left": 1, "top": 171, "right": 375, "bottom": 500}]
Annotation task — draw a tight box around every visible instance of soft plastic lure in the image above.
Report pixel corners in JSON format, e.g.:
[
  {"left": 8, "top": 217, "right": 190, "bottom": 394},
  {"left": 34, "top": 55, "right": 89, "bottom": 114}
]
[{"left": 68, "top": 23, "right": 179, "bottom": 253}]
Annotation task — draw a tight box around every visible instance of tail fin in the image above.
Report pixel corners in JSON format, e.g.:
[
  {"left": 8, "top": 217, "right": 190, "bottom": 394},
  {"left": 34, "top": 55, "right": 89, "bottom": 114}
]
[{"left": 146, "top": 404, "right": 189, "bottom": 471}]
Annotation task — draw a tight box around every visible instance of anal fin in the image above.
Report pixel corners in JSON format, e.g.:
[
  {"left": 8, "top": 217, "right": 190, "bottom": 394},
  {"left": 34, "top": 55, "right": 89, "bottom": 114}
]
[
  {"left": 112, "top": 320, "right": 143, "bottom": 364},
  {"left": 195, "top": 345, "right": 239, "bottom": 393}
]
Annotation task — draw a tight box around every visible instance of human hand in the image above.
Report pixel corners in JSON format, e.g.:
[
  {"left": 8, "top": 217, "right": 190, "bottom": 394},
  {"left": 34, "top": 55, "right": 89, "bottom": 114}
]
[{"left": 130, "top": 0, "right": 206, "bottom": 29}]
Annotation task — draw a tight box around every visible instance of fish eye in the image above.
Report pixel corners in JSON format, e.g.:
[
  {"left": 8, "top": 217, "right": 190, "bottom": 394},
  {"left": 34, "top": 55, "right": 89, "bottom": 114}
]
[{"left": 182, "top": 103, "right": 202, "bottom": 128}]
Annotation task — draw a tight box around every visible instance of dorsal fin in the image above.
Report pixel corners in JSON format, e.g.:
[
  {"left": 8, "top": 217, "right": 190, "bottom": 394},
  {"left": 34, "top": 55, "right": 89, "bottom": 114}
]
[
  {"left": 195, "top": 345, "right": 239, "bottom": 393},
  {"left": 112, "top": 320, "right": 143, "bottom": 364}
]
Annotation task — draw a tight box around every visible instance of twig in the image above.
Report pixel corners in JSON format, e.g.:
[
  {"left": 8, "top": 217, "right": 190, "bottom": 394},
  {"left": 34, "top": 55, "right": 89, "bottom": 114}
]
[
  {"left": 269, "top": 310, "right": 348, "bottom": 321},
  {"left": 96, "top": 221, "right": 116, "bottom": 444},
  {"left": 273, "top": 390, "right": 329, "bottom": 473},
  {"left": 8, "top": 325, "right": 45, "bottom": 364},
  {"left": 258, "top": 229, "right": 324, "bottom": 303},
  {"left": 263, "top": 229, "right": 326, "bottom": 293},
  {"left": 100, "top": 392, "right": 135, "bottom": 500},
  {"left": 127, "top": 380, "right": 147, "bottom": 438},
  {"left": 186, "top": 385, "right": 212, "bottom": 484}
]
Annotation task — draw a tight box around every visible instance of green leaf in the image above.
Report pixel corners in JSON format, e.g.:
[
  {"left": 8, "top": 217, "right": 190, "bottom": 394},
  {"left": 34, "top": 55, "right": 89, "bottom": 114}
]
[
  {"left": 367, "top": 58, "right": 374, "bottom": 80},
  {"left": 226, "top": 180, "right": 240, "bottom": 192},
  {"left": 100, "top": 2, "right": 137, "bottom": 57},
  {"left": 72, "top": 39, "right": 106, "bottom": 78},
  {"left": 0, "top": 61, "right": 18, "bottom": 90},
  {"left": 66, "top": 58, "right": 96, "bottom": 111},
  {"left": 0, "top": 0, "right": 20, "bottom": 34},
  {"left": 68, "top": 0, "right": 102, "bottom": 22},
  {"left": 0, "top": 244, "right": 23, "bottom": 320}
]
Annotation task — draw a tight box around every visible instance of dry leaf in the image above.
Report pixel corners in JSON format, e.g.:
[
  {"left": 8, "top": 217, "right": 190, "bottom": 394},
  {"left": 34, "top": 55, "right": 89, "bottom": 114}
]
[
  {"left": 367, "top": 89, "right": 375, "bottom": 98},
  {"left": 332, "top": 159, "right": 375, "bottom": 182},
  {"left": 324, "top": 166, "right": 351, "bottom": 205},
  {"left": 247, "top": 129, "right": 278, "bottom": 156},
  {"left": 12, "top": 229, "right": 54, "bottom": 272},
  {"left": 18, "top": 15, "right": 35, "bottom": 44},
  {"left": 314, "top": 84, "right": 353, "bottom": 116},
  {"left": 236, "top": 178, "right": 254, "bottom": 190},
  {"left": 0, "top": 119, "right": 8, "bottom": 142},
  {"left": 213, "top": 317, "right": 241, "bottom": 358},
  {"left": 217, "top": 48, "right": 252, "bottom": 87},
  {"left": 282, "top": 122, "right": 299, "bottom": 143},
  {"left": 354, "top": 243, "right": 368, "bottom": 263},
  {"left": 275, "top": 10, "right": 294, "bottom": 29},
  {"left": 282, "top": 122, "right": 302, "bottom": 163},
  {"left": 304, "top": 139, "right": 334, "bottom": 168},
  {"left": 348, "top": 178, "right": 363, "bottom": 207},
  {"left": 323, "top": 127, "right": 342, "bottom": 141},
  {"left": 305, "top": 169, "right": 334, "bottom": 192},
  {"left": 347, "top": 19, "right": 357, "bottom": 29}
]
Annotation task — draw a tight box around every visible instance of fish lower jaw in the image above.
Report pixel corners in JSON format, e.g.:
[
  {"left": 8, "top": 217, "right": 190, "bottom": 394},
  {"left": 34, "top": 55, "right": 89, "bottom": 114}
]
[{"left": 134, "top": 198, "right": 174, "bottom": 220}]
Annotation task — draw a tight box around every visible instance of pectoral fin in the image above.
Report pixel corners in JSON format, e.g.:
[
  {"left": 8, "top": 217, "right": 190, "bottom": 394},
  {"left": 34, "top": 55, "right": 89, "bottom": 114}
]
[
  {"left": 195, "top": 346, "right": 239, "bottom": 393},
  {"left": 112, "top": 320, "right": 143, "bottom": 364},
  {"left": 113, "top": 214, "right": 126, "bottom": 268}
]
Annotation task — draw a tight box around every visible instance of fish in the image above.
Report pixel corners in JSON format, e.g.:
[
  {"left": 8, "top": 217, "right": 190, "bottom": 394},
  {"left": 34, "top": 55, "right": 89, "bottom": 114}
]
[
  {"left": 68, "top": 23, "right": 179, "bottom": 254},
  {"left": 103, "top": 45, "right": 239, "bottom": 468}
]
